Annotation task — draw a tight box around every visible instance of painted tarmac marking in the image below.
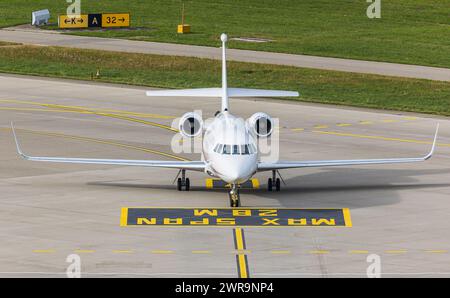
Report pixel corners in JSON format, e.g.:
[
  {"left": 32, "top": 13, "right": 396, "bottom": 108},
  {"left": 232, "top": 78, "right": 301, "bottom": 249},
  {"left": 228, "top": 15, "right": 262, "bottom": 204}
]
[
  {"left": 191, "top": 250, "right": 211, "bottom": 254},
  {"left": 310, "top": 250, "right": 330, "bottom": 254},
  {"left": 233, "top": 228, "right": 249, "bottom": 278},
  {"left": 3, "top": 127, "right": 188, "bottom": 161},
  {"left": 349, "top": 250, "right": 369, "bottom": 254},
  {"left": 205, "top": 178, "right": 260, "bottom": 189},
  {"left": 385, "top": 250, "right": 408, "bottom": 254},
  {"left": 425, "top": 250, "right": 448, "bottom": 254},
  {"left": 112, "top": 250, "right": 133, "bottom": 254},
  {"left": 74, "top": 249, "right": 95, "bottom": 254},
  {"left": 270, "top": 250, "right": 291, "bottom": 254},
  {"left": 151, "top": 250, "right": 174, "bottom": 254},
  {"left": 0, "top": 99, "right": 175, "bottom": 119},
  {"left": 0, "top": 99, "right": 177, "bottom": 132},
  {"left": 32, "top": 249, "right": 55, "bottom": 253},
  {"left": 120, "top": 207, "right": 352, "bottom": 227}
]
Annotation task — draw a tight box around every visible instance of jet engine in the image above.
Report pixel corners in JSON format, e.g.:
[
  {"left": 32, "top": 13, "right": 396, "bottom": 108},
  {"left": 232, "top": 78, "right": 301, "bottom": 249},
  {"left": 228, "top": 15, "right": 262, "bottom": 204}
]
[
  {"left": 247, "top": 112, "right": 274, "bottom": 138},
  {"left": 179, "top": 112, "right": 203, "bottom": 138}
]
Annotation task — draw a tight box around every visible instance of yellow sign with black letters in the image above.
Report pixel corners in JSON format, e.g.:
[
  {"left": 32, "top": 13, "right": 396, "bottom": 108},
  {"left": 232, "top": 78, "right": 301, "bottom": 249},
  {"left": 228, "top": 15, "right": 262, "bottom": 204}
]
[
  {"left": 120, "top": 207, "right": 352, "bottom": 227},
  {"left": 58, "top": 15, "right": 88, "bottom": 29},
  {"left": 102, "top": 13, "right": 130, "bottom": 28}
]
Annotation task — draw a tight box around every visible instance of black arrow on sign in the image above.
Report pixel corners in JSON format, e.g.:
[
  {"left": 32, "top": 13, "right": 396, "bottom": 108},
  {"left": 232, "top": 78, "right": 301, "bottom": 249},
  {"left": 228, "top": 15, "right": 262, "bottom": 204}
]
[{"left": 119, "top": 18, "right": 126, "bottom": 22}]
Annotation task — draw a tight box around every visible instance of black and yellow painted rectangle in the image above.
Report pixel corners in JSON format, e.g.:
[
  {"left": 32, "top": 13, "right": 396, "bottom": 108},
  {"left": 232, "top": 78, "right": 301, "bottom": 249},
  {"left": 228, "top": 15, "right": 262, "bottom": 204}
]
[
  {"left": 205, "top": 178, "right": 259, "bottom": 189},
  {"left": 233, "top": 228, "right": 249, "bottom": 278},
  {"left": 120, "top": 207, "right": 352, "bottom": 227}
]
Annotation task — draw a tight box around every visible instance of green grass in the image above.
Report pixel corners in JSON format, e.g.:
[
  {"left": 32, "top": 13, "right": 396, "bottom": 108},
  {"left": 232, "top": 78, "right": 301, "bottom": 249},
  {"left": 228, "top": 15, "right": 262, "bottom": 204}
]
[
  {"left": 0, "top": 45, "right": 449, "bottom": 116},
  {"left": 0, "top": 1, "right": 449, "bottom": 68}
]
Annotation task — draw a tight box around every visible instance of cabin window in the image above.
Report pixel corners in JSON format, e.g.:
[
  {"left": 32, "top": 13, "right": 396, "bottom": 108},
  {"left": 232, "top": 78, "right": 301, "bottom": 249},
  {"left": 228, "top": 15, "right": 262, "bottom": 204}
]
[{"left": 232, "top": 145, "right": 240, "bottom": 155}]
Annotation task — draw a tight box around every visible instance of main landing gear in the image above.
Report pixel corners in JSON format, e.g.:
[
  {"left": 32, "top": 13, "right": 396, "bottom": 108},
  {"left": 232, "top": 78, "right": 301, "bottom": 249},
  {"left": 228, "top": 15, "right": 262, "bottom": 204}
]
[
  {"left": 267, "top": 170, "right": 281, "bottom": 191},
  {"left": 176, "top": 169, "right": 190, "bottom": 191},
  {"left": 229, "top": 184, "right": 241, "bottom": 207}
]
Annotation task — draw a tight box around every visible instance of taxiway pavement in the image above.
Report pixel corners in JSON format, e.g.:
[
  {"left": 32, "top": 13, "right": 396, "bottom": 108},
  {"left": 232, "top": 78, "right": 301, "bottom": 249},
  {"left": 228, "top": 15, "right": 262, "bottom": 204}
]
[{"left": 0, "top": 74, "right": 450, "bottom": 277}]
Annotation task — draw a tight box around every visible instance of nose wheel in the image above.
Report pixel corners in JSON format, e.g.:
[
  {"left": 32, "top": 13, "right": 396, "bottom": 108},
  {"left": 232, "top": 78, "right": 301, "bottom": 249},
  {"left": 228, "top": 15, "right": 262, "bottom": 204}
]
[
  {"left": 229, "top": 184, "right": 241, "bottom": 207},
  {"left": 267, "top": 170, "right": 281, "bottom": 191},
  {"left": 176, "top": 170, "right": 190, "bottom": 191}
]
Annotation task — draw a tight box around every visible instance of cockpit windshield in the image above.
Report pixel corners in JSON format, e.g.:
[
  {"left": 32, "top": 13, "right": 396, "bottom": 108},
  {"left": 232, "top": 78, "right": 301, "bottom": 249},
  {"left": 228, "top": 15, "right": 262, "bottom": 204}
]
[{"left": 214, "top": 143, "right": 257, "bottom": 155}]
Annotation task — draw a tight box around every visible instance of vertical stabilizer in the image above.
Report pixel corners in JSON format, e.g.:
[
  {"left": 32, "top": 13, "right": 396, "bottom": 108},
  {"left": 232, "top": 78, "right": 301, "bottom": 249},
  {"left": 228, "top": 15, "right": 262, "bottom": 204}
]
[{"left": 221, "top": 33, "right": 229, "bottom": 112}]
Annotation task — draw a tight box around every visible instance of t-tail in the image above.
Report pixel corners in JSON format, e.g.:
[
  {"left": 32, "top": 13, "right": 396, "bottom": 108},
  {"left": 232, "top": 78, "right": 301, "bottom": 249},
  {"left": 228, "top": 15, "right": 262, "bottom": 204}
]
[{"left": 145, "top": 33, "right": 299, "bottom": 111}]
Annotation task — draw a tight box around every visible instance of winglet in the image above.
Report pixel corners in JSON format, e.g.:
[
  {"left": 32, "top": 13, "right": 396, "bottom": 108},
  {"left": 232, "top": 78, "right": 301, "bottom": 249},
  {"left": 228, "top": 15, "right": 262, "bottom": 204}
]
[
  {"left": 424, "top": 123, "right": 439, "bottom": 160},
  {"left": 11, "top": 122, "right": 28, "bottom": 160}
]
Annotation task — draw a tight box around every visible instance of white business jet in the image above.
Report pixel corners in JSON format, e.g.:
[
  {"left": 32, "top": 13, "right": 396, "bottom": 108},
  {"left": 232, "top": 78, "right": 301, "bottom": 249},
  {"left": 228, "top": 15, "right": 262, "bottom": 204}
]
[{"left": 12, "top": 33, "right": 438, "bottom": 207}]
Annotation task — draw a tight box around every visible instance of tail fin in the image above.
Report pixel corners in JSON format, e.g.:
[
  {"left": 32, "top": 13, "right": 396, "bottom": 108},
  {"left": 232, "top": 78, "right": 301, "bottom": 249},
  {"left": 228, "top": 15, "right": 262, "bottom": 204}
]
[
  {"left": 145, "top": 33, "right": 299, "bottom": 110},
  {"left": 221, "top": 33, "right": 229, "bottom": 112}
]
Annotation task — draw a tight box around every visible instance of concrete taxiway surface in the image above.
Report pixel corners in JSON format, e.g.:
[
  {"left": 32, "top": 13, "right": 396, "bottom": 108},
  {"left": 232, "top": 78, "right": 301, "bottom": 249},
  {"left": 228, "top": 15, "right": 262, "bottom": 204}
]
[
  {"left": 1, "top": 74, "right": 450, "bottom": 277},
  {"left": 1, "top": 28, "right": 450, "bottom": 82}
]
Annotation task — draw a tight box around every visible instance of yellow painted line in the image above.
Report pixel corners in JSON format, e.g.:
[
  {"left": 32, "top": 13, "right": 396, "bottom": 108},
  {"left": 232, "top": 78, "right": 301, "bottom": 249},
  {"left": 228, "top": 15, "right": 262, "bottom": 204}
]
[
  {"left": 32, "top": 249, "right": 55, "bottom": 253},
  {"left": 314, "top": 125, "right": 328, "bottom": 129},
  {"left": 0, "top": 99, "right": 175, "bottom": 119},
  {"left": 385, "top": 250, "right": 408, "bottom": 254},
  {"left": 381, "top": 119, "right": 398, "bottom": 123},
  {"left": 3, "top": 127, "right": 189, "bottom": 161},
  {"left": 251, "top": 178, "right": 260, "bottom": 189},
  {"left": 151, "top": 250, "right": 174, "bottom": 254},
  {"left": 359, "top": 121, "right": 373, "bottom": 125},
  {"left": 120, "top": 207, "right": 128, "bottom": 227},
  {"left": 349, "top": 250, "right": 369, "bottom": 254},
  {"left": 237, "top": 254, "right": 248, "bottom": 278},
  {"left": 425, "top": 250, "right": 448, "bottom": 254},
  {"left": 343, "top": 208, "right": 352, "bottom": 228},
  {"left": 336, "top": 123, "right": 352, "bottom": 127},
  {"left": 270, "top": 250, "right": 291, "bottom": 254},
  {"left": 403, "top": 117, "right": 418, "bottom": 121},
  {"left": 112, "top": 250, "right": 133, "bottom": 254},
  {"left": 235, "top": 228, "right": 245, "bottom": 251},
  {"left": 0, "top": 107, "right": 93, "bottom": 114},
  {"left": 309, "top": 250, "right": 330, "bottom": 254},
  {"left": 313, "top": 130, "right": 450, "bottom": 148},
  {"left": 191, "top": 250, "right": 211, "bottom": 254},
  {"left": 74, "top": 250, "right": 95, "bottom": 254},
  {"left": 95, "top": 112, "right": 178, "bottom": 133},
  {"left": 291, "top": 128, "right": 305, "bottom": 132},
  {"left": 0, "top": 99, "right": 177, "bottom": 132},
  {"left": 205, "top": 179, "right": 214, "bottom": 189}
]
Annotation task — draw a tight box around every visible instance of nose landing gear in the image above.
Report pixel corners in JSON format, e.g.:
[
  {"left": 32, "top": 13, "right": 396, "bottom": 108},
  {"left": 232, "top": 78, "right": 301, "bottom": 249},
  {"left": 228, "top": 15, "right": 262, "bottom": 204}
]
[
  {"left": 176, "top": 169, "right": 190, "bottom": 191},
  {"left": 267, "top": 170, "right": 281, "bottom": 191},
  {"left": 229, "top": 184, "right": 241, "bottom": 207}
]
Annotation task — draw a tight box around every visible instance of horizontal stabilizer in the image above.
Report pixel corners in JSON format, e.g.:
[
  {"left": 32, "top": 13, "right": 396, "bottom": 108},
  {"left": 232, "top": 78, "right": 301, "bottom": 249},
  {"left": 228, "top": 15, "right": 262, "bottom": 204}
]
[{"left": 146, "top": 88, "right": 299, "bottom": 98}]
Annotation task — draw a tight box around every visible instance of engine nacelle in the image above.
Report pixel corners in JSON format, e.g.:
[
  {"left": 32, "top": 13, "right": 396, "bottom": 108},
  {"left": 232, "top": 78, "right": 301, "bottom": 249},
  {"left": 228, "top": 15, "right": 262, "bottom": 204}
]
[
  {"left": 247, "top": 112, "right": 273, "bottom": 138},
  {"left": 179, "top": 112, "right": 203, "bottom": 138}
]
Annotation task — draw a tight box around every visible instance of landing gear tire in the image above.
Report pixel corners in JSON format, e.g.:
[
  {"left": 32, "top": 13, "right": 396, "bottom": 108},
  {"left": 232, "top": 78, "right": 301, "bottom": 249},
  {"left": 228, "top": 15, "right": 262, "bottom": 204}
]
[
  {"left": 268, "top": 178, "right": 273, "bottom": 191},
  {"left": 177, "top": 178, "right": 182, "bottom": 191},
  {"left": 185, "top": 178, "right": 190, "bottom": 191},
  {"left": 275, "top": 178, "right": 281, "bottom": 191},
  {"left": 176, "top": 170, "right": 190, "bottom": 191}
]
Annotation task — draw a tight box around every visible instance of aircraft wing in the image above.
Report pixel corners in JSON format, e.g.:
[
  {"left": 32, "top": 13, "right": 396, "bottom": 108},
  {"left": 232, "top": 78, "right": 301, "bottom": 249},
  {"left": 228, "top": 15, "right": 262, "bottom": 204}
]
[
  {"left": 257, "top": 125, "right": 439, "bottom": 172},
  {"left": 11, "top": 123, "right": 205, "bottom": 171}
]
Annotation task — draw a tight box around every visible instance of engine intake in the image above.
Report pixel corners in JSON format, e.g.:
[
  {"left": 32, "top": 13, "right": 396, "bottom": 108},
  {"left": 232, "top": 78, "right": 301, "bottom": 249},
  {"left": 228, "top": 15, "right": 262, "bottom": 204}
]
[
  {"left": 179, "top": 112, "right": 203, "bottom": 138},
  {"left": 247, "top": 112, "right": 273, "bottom": 138}
]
